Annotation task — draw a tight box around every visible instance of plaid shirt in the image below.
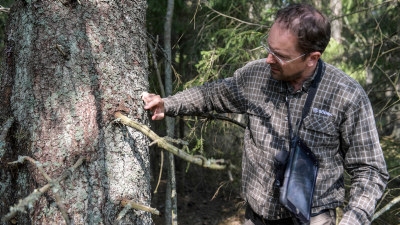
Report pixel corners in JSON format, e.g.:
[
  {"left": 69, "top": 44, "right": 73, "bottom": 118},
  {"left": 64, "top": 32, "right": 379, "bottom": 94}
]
[{"left": 163, "top": 59, "right": 388, "bottom": 224}]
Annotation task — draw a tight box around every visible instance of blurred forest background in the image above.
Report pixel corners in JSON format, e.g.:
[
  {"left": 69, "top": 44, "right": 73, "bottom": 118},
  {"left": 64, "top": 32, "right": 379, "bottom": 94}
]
[{"left": 1, "top": 0, "right": 399, "bottom": 224}]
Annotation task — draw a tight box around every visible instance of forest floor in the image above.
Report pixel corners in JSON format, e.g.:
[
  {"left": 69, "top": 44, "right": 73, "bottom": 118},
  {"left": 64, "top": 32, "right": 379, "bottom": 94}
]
[
  {"left": 152, "top": 189, "right": 245, "bottom": 225},
  {"left": 151, "top": 166, "right": 246, "bottom": 225}
]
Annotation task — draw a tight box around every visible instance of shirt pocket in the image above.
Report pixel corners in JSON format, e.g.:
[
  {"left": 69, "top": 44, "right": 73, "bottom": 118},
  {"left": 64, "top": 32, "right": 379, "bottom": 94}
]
[
  {"left": 303, "top": 112, "right": 338, "bottom": 148},
  {"left": 246, "top": 103, "right": 278, "bottom": 149}
]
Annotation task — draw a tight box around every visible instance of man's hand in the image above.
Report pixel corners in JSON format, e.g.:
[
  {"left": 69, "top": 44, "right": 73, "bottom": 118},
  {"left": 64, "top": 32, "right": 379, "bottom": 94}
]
[{"left": 142, "top": 92, "right": 165, "bottom": 120}]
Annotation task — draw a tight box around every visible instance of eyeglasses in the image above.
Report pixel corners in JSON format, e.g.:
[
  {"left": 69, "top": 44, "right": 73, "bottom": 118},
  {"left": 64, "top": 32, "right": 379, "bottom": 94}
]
[{"left": 261, "top": 35, "right": 306, "bottom": 65}]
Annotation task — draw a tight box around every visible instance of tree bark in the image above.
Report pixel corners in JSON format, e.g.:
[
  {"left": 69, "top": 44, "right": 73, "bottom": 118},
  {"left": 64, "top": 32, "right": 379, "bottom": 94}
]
[{"left": 0, "top": 1, "right": 152, "bottom": 224}]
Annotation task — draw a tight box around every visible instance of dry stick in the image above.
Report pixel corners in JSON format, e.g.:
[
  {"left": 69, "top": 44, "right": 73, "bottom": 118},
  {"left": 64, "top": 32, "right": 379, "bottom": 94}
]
[
  {"left": 373, "top": 195, "right": 400, "bottom": 221},
  {"left": 2, "top": 156, "right": 85, "bottom": 222},
  {"left": 201, "top": 113, "right": 246, "bottom": 129},
  {"left": 19, "top": 156, "right": 71, "bottom": 225},
  {"left": 147, "top": 37, "right": 165, "bottom": 194},
  {"left": 114, "top": 112, "right": 228, "bottom": 170},
  {"left": 116, "top": 198, "right": 161, "bottom": 221},
  {"left": 0, "top": 5, "right": 10, "bottom": 13},
  {"left": 153, "top": 146, "right": 164, "bottom": 194}
]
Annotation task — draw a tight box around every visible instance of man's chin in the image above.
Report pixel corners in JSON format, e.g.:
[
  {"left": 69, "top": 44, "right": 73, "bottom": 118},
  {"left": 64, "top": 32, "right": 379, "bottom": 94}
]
[{"left": 271, "top": 73, "right": 283, "bottom": 81}]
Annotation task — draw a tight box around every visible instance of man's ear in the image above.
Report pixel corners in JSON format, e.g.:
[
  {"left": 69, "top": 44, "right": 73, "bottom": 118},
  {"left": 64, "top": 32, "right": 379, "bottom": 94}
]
[{"left": 307, "top": 52, "right": 321, "bottom": 67}]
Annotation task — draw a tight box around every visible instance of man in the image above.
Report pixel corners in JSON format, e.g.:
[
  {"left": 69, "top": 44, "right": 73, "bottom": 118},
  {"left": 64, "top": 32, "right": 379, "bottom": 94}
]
[{"left": 143, "top": 3, "right": 388, "bottom": 225}]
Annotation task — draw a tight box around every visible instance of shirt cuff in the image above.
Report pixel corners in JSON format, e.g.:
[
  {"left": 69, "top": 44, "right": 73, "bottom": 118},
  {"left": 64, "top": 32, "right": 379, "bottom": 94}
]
[{"left": 339, "top": 207, "right": 369, "bottom": 225}]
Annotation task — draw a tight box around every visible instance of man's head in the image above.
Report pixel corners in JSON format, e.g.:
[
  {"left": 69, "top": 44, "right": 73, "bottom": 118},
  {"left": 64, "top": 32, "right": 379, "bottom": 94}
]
[
  {"left": 275, "top": 3, "right": 331, "bottom": 54},
  {"left": 263, "top": 4, "right": 331, "bottom": 86}
]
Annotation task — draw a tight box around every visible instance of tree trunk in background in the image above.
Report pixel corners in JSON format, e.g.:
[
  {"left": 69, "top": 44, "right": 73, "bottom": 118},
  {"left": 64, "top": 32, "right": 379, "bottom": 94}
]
[
  {"left": 164, "top": 0, "right": 178, "bottom": 224},
  {"left": 330, "top": 0, "right": 343, "bottom": 43},
  {"left": 0, "top": 0, "right": 151, "bottom": 224}
]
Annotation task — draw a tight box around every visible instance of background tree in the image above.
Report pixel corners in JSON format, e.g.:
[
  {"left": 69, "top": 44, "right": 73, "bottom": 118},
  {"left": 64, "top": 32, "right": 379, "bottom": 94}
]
[
  {"left": 163, "top": 0, "right": 178, "bottom": 224},
  {"left": 0, "top": 0, "right": 152, "bottom": 224}
]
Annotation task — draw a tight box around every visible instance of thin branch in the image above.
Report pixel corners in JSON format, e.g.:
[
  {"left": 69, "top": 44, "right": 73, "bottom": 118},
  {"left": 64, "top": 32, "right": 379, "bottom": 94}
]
[
  {"left": 200, "top": 113, "right": 246, "bottom": 129},
  {"left": 333, "top": 0, "right": 396, "bottom": 20},
  {"left": 374, "top": 67, "right": 400, "bottom": 117},
  {"left": 115, "top": 199, "right": 160, "bottom": 224},
  {"left": 147, "top": 36, "right": 166, "bottom": 195},
  {"left": 17, "top": 156, "right": 71, "bottom": 224},
  {"left": 204, "top": 4, "right": 267, "bottom": 28},
  {"left": 147, "top": 36, "right": 166, "bottom": 98},
  {"left": 0, "top": 5, "right": 10, "bottom": 13},
  {"left": 123, "top": 199, "right": 160, "bottom": 215},
  {"left": 114, "top": 112, "right": 230, "bottom": 170},
  {"left": 2, "top": 156, "right": 84, "bottom": 222},
  {"left": 373, "top": 195, "right": 400, "bottom": 221},
  {"left": 153, "top": 150, "right": 164, "bottom": 194}
]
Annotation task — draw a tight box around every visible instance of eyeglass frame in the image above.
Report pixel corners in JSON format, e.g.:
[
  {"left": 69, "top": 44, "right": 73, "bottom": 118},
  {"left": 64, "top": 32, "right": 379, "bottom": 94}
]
[{"left": 260, "top": 35, "right": 307, "bottom": 65}]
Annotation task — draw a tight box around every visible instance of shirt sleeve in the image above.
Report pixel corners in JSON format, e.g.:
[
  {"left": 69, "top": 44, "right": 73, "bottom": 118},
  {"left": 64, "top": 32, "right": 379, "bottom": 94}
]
[
  {"left": 163, "top": 70, "right": 248, "bottom": 116},
  {"left": 339, "top": 89, "right": 389, "bottom": 225}
]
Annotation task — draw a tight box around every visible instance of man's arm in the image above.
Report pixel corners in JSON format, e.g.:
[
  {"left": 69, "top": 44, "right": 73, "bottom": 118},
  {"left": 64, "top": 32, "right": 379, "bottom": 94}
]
[{"left": 339, "top": 92, "right": 389, "bottom": 225}]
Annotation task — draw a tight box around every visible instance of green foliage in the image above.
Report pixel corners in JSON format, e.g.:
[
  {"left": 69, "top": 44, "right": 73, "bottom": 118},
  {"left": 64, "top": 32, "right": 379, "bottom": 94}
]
[
  {"left": 185, "top": 31, "right": 266, "bottom": 88},
  {"left": 323, "top": 38, "right": 366, "bottom": 84},
  {"left": 0, "top": 1, "right": 14, "bottom": 65},
  {"left": 182, "top": 1, "right": 278, "bottom": 89}
]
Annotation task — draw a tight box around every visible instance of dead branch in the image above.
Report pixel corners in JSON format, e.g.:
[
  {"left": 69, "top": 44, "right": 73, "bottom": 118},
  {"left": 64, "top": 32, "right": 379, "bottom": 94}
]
[
  {"left": 121, "top": 198, "right": 160, "bottom": 216},
  {"left": 200, "top": 113, "right": 246, "bottom": 129},
  {"left": 115, "top": 112, "right": 231, "bottom": 170},
  {"left": 204, "top": 4, "right": 267, "bottom": 28},
  {"left": 2, "top": 156, "right": 84, "bottom": 222},
  {"left": 114, "top": 199, "right": 160, "bottom": 224},
  {"left": 0, "top": 5, "right": 10, "bottom": 13},
  {"left": 17, "top": 156, "right": 71, "bottom": 224},
  {"left": 373, "top": 195, "right": 400, "bottom": 221}
]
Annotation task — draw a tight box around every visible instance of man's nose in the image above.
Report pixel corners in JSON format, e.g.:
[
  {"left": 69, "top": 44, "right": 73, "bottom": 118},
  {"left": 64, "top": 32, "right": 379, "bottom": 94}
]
[{"left": 266, "top": 53, "right": 276, "bottom": 64}]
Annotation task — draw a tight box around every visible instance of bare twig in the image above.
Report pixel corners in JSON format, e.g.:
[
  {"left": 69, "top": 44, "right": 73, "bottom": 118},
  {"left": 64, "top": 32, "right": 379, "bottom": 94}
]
[
  {"left": 373, "top": 195, "right": 400, "bottom": 221},
  {"left": 200, "top": 113, "right": 246, "bottom": 129},
  {"left": 211, "top": 181, "right": 230, "bottom": 201},
  {"left": 153, "top": 150, "right": 164, "bottom": 194},
  {"left": 147, "top": 36, "right": 166, "bottom": 98},
  {"left": 17, "top": 156, "right": 71, "bottom": 224},
  {"left": 115, "top": 199, "right": 160, "bottom": 224},
  {"left": 122, "top": 199, "right": 160, "bottom": 215},
  {"left": 147, "top": 36, "right": 166, "bottom": 195},
  {"left": 115, "top": 112, "right": 230, "bottom": 170},
  {"left": 0, "top": 5, "right": 10, "bottom": 13},
  {"left": 204, "top": 4, "right": 267, "bottom": 28},
  {"left": 2, "top": 156, "right": 84, "bottom": 222}
]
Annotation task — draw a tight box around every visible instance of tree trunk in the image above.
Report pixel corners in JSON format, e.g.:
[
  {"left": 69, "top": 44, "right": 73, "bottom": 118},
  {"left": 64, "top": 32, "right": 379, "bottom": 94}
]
[
  {"left": 163, "top": 0, "right": 178, "bottom": 224},
  {"left": 0, "top": 1, "right": 152, "bottom": 224},
  {"left": 330, "top": 0, "right": 343, "bottom": 43}
]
